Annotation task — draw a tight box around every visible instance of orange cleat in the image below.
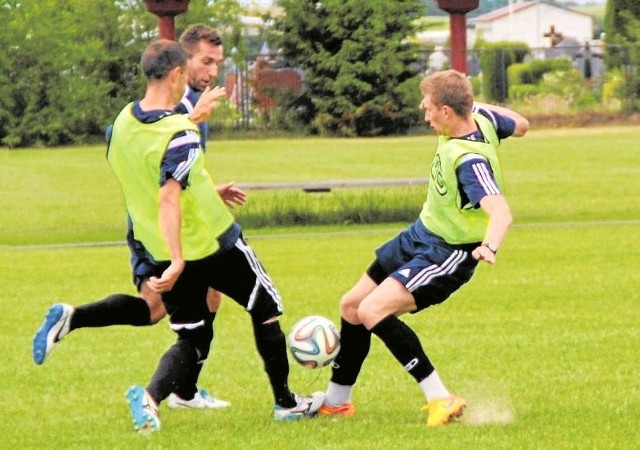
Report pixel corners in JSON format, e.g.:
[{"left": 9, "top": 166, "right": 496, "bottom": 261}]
[{"left": 318, "top": 402, "right": 356, "bottom": 417}]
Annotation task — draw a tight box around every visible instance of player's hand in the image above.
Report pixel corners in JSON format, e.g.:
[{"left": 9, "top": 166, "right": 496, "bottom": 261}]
[
  {"left": 472, "top": 245, "right": 496, "bottom": 265},
  {"left": 189, "top": 86, "right": 227, "bottom": 124},
  {"left": 217, "top": 182, "right": 247, "bottom": 208},
  {"left": 147, "top": 259, "right": 185, "bottom": 293}
]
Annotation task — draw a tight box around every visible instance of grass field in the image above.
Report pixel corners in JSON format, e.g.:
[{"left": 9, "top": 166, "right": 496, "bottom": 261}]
[{"left": 2, "top": 127, "right": 639, "bottom": 448}]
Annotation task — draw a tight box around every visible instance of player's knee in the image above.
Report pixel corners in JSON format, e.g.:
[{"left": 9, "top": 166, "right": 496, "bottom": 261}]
[
  {"left": 145, "top": 297, "right": 166, "bottom": 324},
  {"left": 148, "top": 303, "right": 167, "bottom": 324},
  {"left": 339, "top": 291, "right": 361, "bottom": 323},
  {"left": 356, "top": 297, "right": 387, "bottom": 329},
  {"left": 206, "top": 289, "right": 222, "bottom": 313},
  {"left": 178, "top": 324, "right": 213, "bottom": 363},
  {"left": 248, "top": 288, "right": 282, "bottom": 325},
  {"left": 140, "top": 285, "right": 167, "bottom": 324}
]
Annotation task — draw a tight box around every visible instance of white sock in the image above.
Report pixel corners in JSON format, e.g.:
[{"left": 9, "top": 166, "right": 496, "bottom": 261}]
[
  {"left": 419, "top": 370, "right": 450, "bottom": 402},
  {"left": 325, "top": 381, "right": 353, "bottom": 407}
]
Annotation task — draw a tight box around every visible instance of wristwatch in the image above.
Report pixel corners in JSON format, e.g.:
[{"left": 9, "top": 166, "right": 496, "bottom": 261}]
[{"left": 482, "top": 242, "right": 498, "bottom": 254}]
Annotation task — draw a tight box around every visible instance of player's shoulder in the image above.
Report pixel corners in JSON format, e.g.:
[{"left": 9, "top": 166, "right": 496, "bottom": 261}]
[
  {"left": 176, "top": 85, "right": 198, "bottom": 114},
  {"left": 459, "top": 153, "right": 487, "bottom": 165}
]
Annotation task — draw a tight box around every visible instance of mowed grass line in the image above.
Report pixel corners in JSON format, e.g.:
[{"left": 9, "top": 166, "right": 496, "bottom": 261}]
[
  {"left": 2, "top": 125, "right": 640, "bottom": 245},
  {"left": 3, "top": 221, "right": 639, "bottom": 449}
]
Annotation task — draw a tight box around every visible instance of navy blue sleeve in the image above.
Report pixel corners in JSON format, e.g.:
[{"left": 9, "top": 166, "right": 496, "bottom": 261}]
[
  {"left": 174, "top": 86, "right": 198, "bottom": 116},
  {"left": 105, "top": 124, "right": 113, "bottom": 143},
  {"left": 174, "top": 102, "right": 189, "bottom": 115},
  {"left": 456, "top": 155, "right": 502, "bottom": 208},
  {"left": 472, "top": 104, "right": 516, "bottom": 140},
  {"left": 173, "top": 87, "right": 208, "bottom": 151},
  {"left": 159, "top": 130, "right": 201, "bottom": 189}
]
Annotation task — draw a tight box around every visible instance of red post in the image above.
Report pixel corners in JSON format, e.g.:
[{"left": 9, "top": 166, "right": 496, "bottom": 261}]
[
  {"left": 449, "top": 13, "right": 467, "bottom": 74},
  {"left": 144, "top": 0, "right": 191, "bottom": 41},
  {"left": 436, "top": 0, "right": 479, "bottom": 75},
  {"left": 157, "top": 15, "right": 176, "bottom": 40}
]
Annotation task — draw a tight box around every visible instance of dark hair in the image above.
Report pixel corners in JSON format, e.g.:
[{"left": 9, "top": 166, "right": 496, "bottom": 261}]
[
  {"left": 178, "top": 24, "right": 222, "bottom": 57},
  {"left": 140, "top": 39, "right": 187, "bottom": 80},
  {"left": 420, "top": 70, "right": 473, "bottom": 117}
]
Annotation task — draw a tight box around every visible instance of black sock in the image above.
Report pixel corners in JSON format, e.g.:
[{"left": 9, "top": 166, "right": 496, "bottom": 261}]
[
  {"left": 147, "top": 339, "right": 198, "bottom": 404},
  {"left": 172, "top": 316, "right": 215, "bottom": 400},
  {"left": 371, "top": 315, "right": 433, "bottom": 383},
  {"left": 69, "top": 294, "right": 151, "bottom": 330},
  {"left": 172, "top": 362, "right": 204, "bottom": 400},
  {"left": 253, "top": 320, "right": 296, "bottom": 408},
  {"left": 330, "top": 318, "right": 372, "bottom": 386}
]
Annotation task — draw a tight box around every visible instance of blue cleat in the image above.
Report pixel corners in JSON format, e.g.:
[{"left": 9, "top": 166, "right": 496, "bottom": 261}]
[
  {"left": 126, "top": 385, "right": 160, "bottom": 434},
  {"left": 273, "top": 392, "right": 325, "bottom": 421},
  {"left": 32, "top": 303, "right": 73, "bottom": 365}
]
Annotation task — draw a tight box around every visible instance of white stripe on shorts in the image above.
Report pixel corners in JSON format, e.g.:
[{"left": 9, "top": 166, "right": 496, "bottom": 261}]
[
  {"left": 170, "top": 319, "right": 205, "bottom": 331},
  {"left": 234, "top": 238, "right": 283, "bottom": 313},
  {"left": 405, "top": 250, "right": 467, "bottom": 292}
]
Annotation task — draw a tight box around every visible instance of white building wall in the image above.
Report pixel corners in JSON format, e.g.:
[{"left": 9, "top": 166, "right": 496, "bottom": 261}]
[{"left": 473, "top": 3, "right": 593, "bottom": 48}]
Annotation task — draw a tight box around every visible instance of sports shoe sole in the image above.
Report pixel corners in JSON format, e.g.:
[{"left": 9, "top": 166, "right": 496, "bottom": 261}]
[
  {"left": 167, "top": 393, "right": 231, "bottom": 409},
  {"left": 318, "top": 403, "right": 356, "bottom": 417},
  {"left": 126, "top": 386, "right": 160, "bottom": 434},
  {"left": 32, "top": 304, "right": 67, "bottom": 365},
  {"left": 425, "top": 397, "right": 466, "bottom": 427}
]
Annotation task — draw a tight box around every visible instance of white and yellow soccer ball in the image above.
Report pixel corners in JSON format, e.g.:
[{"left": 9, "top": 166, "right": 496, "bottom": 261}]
[{"left": 288, "top": 315, "right": 341, "bottom": 369}]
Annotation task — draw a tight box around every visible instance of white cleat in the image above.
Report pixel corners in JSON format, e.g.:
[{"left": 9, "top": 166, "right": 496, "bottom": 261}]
[
  {"left": 273, "top": 391, "right": 326, "bottom": 421},
  {"left": 167, "top": 388, "right": 231, "bottom": 409}
]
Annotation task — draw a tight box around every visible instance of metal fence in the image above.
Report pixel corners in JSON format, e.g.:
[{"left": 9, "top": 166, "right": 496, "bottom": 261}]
[{"left": 214, "top": 43, "right": 638, "bottom": 131}]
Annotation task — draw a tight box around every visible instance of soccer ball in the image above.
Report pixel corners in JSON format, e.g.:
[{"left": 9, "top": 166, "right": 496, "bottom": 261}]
[{"left": 288, "top": 315, "right": 341, "bottom": 369}]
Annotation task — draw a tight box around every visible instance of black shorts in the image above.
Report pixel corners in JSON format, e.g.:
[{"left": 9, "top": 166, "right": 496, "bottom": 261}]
[{"left": 159, "top": 233, "right": 283, "bottom": 329}]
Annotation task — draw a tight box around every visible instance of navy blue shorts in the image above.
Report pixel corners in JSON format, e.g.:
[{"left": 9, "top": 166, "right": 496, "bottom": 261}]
[
  {"left": 126, "top": 222, "right": 155, "bottom": 292},
  {"left": 367, "top": 220, "right": 479, "bottom": 312}
]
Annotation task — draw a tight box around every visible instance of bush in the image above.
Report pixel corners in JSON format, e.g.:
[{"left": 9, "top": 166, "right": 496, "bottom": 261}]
[
  {"left": 210, "top": 98, "right": 243, "bottom": 130},
  {"left": 475, "top": 41, "right": 530, "bottom": 102},
  {"left": 234, "top": 187, "right": 424, "bottom": 228},
  {"left": 508, "top": 84, "right": 541, "bottom": 101},
  {"left": 540, "top": 70, "right": 589, "bottom": 101},
  {"left": 507, "top": 57, "right": 602, "bottom": 112},
  {"left": 508, "top": 58, "right": 574, "bottom": 86},
  {"left": 601, "top": 69, "right": 626, "bottom": 109}
]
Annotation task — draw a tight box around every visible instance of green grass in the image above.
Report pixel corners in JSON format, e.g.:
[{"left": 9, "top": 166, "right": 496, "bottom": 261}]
[
  {"left": 3, "top": 126, "right": 640, "bottom": 245},
  {"left": 2, "top": 127, "right": 639, "bottom": 447},
  {"left": 3, "top": 223, "right": 639, "bottom": 448}
]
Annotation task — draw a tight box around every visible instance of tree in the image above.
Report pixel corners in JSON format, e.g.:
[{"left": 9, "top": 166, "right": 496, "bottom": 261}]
[
  {"left": 274, "top": 0, "right": 425, "bottom": 136},
  {"left": 0, "top": 0, "right": 145, "bottom": 147},
  {"left": 0, "top": 0, "right": 251, "bottom": 147},
  {"left": 603, "top": 0, "right": 640, "bottom": 111}
]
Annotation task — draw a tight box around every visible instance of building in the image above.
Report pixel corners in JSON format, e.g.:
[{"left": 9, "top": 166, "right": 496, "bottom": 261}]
[{"left": 469, "top": 1, "right": 594, "bottom": 49}]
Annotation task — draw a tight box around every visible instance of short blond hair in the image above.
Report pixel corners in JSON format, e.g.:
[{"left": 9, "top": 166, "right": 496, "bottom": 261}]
[{"left": 420, "top": 70, "right": 473, "bottom": 117}]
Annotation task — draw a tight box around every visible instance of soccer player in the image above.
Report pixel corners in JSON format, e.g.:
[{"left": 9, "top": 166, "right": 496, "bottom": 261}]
[
  {"left": 32, "top": 25, "right": 241, "bottom": 410},
  {"left": 107, "top": 39, "right": 322, "bottom": 433},
  {"left": 318, "top": 70, "right": 529, "bottom": 426}
]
